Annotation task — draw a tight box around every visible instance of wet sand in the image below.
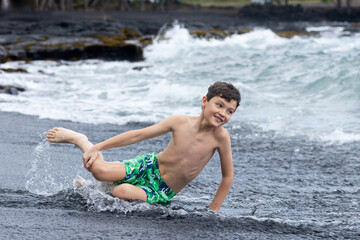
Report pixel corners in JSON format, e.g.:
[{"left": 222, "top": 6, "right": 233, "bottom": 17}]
[{"left": 0, "top": 111, "right": 318, "bottom": 239}]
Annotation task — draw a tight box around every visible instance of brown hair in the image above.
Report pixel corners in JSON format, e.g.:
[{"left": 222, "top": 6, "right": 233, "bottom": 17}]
[{"left": 206, "top": 82, "right": 241, "bottom": 109}]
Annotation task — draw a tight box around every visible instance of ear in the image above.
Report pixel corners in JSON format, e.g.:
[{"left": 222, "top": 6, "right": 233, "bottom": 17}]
[{"left": 201, "top": 96, "right": 208, "bottom": 109}]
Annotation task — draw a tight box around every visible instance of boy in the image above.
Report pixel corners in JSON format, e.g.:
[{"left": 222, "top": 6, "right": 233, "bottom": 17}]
[{"left": 46, "top": 82, "right": 240, "bottom": 212}]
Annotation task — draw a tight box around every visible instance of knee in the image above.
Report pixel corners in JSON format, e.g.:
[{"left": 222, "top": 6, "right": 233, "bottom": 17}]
[
  {"left": 90, "top": 161, "right": 107, "bottom": 180},
  {"left": 112, "top": 184, "right": 132, "bottom": 200}
]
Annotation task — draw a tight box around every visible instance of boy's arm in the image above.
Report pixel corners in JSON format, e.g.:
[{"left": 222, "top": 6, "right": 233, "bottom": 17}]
[
  {"left": 83, "top": 116, "right": 177, "bottom": 168},
  {"left": 209, "top": 129, "right": 234, "bottom": 212}
]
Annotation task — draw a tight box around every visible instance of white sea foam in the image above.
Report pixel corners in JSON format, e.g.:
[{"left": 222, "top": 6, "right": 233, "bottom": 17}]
[
  {"left": 306, "top": 26, "right": 345, "bottom": 33},
  {"left": 1, "top": 24, "right": 359, "bottom": 144},
  {"left": 319, "top": 128, "right": 360, "bottom": 145}
]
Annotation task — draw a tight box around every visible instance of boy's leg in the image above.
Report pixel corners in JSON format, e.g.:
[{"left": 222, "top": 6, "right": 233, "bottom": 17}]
[
  {"left": 46, "top": 127, "right": 147, "bottom": 201},
  {"left": 112, "top": 184, "right": 147, "bottom": 202},
  {"left": 46, "top": 127, "right": 126, "bottom": 182}
]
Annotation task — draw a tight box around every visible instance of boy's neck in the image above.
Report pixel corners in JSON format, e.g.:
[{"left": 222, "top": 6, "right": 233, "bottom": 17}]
[{"left": 193, "top": 112, "right": 218, "bottom": 133}]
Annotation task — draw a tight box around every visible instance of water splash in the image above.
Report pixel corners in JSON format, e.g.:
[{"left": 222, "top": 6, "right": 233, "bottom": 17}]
[
  {"left": 25, "top": 132, "right": 65, "bottom": 196},
  {"left": 74, "top": 177, "right": 172, "bottom": 215}
]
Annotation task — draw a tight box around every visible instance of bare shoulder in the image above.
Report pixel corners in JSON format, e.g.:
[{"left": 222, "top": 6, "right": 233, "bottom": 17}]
[
  {"left": 214, "top": 126, "right": 231, "bottom": 146},
  {"left": 165, "top": 115, "right": 189, "bottom": 124},
  {"left": 215, "top": 126, "right": 230, "bottom": 140},
  {"left": 162, "top": 115, "right": 190, "bottom": 129}
]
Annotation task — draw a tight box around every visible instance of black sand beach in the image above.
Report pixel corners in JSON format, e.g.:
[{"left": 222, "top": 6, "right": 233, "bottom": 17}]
[
  {"left": 1, "top": 6, "right": 360, "bottom": 239},
  {"left": 1, "top": 111, "right": 359, "bottom": 239},
  {"left": 0, "top": 111, "right": 308, "bottom": 239}
]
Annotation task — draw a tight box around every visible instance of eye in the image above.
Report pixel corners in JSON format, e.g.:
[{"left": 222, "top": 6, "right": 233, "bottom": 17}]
[
  {"left": 217, "top": 104, "right": 222, "bottom": 108},
  {"left": 227, "top": 110, "right": 233, "bottom": 115}
]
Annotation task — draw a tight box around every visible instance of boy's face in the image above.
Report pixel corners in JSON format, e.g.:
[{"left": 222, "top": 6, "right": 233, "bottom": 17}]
[{"left": 201, "top": 96, "right": 237, "bottom": 127}]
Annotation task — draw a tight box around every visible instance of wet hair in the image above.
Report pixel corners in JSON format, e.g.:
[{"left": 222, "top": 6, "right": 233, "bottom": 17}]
[{"left": 206, "top": 82, "right": 241, "bottom": 109}]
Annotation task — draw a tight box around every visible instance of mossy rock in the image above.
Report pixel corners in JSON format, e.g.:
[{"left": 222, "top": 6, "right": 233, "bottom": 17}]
[
  {"left": 139, "top": 37, "right": 153, "bottom": 46},
  {"left": 190, "top": 30, "right": 208, "bottom": 38},
  {"left": 121, "top": 28, "right": 142, "bottom": 39},
  {"left": 0, "top": 68, "right": 28, "bottom": 73},
  {"left": 240, "top": 28, "right": 252, "bottom": 34},
  {"left": 275, "top": 31, "right": 318, "bottom": 38},
  {"left": 0, "top": 85, "right": 25, "bottom": 95},
  {"left": 190, "top": 29, "right": 234, "bottom": 40},
  {"left": 100, "top": 36, "right": 125, "bottom": 46},
  {"left": 209, "top": 29, "right": 228, "bottom": 39}
]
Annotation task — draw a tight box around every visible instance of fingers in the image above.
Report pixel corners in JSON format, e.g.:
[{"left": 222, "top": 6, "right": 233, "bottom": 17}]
[
  {"left": 82, "top": 153, "right": 90, "bottom": 171},
  {"left": 86, "top": 156, "right": 96, "bottom": 169},
  {"left": 82, "top": 152, "right": 98, "bottom": 171}
]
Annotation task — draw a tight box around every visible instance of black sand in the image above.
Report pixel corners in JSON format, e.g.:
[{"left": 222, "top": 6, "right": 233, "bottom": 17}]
[
  {"left": 0, "top": 111, "right": 302, "bottom": 239},
  {"left": 1, "top": 111, "right": 359, "bottom": 239},
  {"left": 1, "top": 8, "right": 359, "bottom": 239}
]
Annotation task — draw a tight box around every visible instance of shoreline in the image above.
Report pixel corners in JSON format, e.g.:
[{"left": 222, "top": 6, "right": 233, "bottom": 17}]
[{"left": 1, "top": 8, "right": 359, "bottom": 64}]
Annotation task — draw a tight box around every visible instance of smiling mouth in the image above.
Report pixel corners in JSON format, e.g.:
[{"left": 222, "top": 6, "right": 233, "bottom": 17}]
[{"left": 215, "top": 116, "right": 224, "bottom": 122}]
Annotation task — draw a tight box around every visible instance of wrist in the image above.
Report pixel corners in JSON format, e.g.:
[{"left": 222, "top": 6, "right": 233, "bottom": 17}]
[
  {"left": 209, "top": 201, "right": 220, "bottom": 212},
  {"left": 93, "top": 143, "right": 102, "bottom": 151}
]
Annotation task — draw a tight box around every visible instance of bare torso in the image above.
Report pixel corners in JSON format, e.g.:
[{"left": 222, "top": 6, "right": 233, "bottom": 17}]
[{"left": 157, "top": 116, "right": 223, "bottom": 193}]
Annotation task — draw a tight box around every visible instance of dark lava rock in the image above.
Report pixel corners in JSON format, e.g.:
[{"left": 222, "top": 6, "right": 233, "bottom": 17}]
[
  {"left": 133, "top": 66, "right": 152, "bottom": 71},
  {"left": 0, "top": 68, "right": 28, "bottom": 73},
  {"left": 25, "top": 44, "right": 143, "bottom": 62},
  {"left": 0, "top": 27, "right": 146, "bottom": 63},
  {"left": 0, "top": 85, "right": 25, "bottom": 95}
]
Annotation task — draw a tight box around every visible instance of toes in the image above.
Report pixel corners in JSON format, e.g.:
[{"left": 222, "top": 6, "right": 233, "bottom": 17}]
[
  {"left": 48, "top": 127, "right": 59, "bottom": 134},
  {"left": 46, "top": 128, "right": 57, "bottom": 141},
  {"left": 75, "top": 179, "right": 84, "bottom": 188},
  {"left": 46, "top": 130, "right": 55, "bottom": 137}
]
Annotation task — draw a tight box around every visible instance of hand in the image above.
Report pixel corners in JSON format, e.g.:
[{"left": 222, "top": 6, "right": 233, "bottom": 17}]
[
  {"left": 82, "top": 145, "right": 100, "bottom": 170},
  {"left": 209, "top": 201, "right": 220, "bottom": 212}
]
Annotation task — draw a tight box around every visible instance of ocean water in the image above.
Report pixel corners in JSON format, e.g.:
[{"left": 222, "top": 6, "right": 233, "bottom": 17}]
[
  {"left": 1, "top": 23, "right": 360, "bottom": 238},
  {"left": 1, "top": 24, "right": 359, "bottom": 143}
]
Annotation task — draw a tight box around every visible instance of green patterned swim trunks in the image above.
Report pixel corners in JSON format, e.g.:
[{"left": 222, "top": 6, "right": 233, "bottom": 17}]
[{"left": 114, "top": 153, "right": 176, "bottom": 205}]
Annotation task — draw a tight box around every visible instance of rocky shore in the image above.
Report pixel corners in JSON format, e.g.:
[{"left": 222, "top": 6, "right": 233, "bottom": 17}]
[{"left": 1, "top": 6, "right": 360, "bottom": 64}]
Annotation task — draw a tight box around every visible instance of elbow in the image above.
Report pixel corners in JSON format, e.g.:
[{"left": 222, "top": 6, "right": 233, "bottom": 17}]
[
  {"left": 225, "top": 171, "right": 234, "bottom": 182},
  {"left": 228, "top": 175, "right": 234, "bottom": 186},
  {"left": 223, "top": 174, "right": 233, "bottom": 187},
  {"left": 225, "top": 174, "right": 234, "bottom": 187}
]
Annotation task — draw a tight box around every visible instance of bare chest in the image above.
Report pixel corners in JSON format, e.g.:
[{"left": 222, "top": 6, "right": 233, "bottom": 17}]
[{"left": 171, "top": 130, "right": 218, "bottom": 161}]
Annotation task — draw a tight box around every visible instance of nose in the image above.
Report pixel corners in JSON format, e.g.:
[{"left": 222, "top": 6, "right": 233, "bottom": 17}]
[{"left": 219, "top": 109, "right": 225, "bottom": 117}]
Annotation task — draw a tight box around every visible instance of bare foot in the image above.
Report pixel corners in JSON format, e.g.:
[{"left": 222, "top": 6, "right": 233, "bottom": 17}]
[
  {"left": 75, "top": 178, "right": 85, "bottom": 188},
  {"left": 46, "top": 127, "right": 87, "bottom": 145}
]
